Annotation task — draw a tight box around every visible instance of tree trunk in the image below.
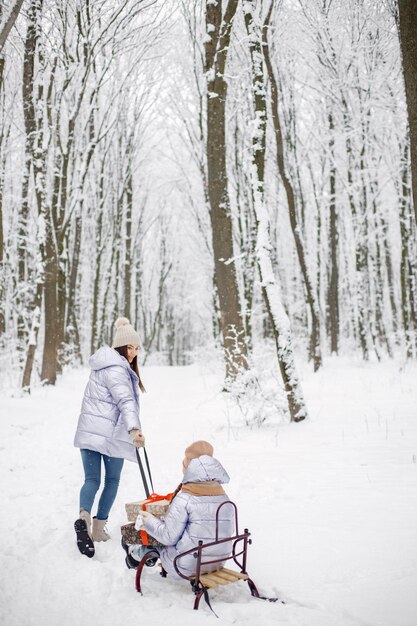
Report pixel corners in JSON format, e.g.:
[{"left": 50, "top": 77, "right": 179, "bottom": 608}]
[
  {"left": 36, "top": 26, "right": 58, "bottom": 385},
  {"left": 263, "top": 4, "right": 322, "bottom": 371},
  {"left": 204, "top": 0, "right": 248, "bottom": 381},
  {"left": 18, "top": 1, "right": 41, "bottom": 343},
  {"left": 91, "top": 239, "right": 103, "bottom": 354},
  {"left": 0, "top": 56, "right": 5, "bottom": 335},
  {"left": 21, "top": 280, "right": 43, "bottom": 390},
  {"left": 21, "top": 0, "right": 46, "bottom": 388},
  {"left": 65, "top": 214, "right": 82, "bottom": 361},
  {"left": 245, "top": 1, "right": 307, "bottom": 421},
  {"left": 399, "top": 143, "right": 414, "bottom": 358},
  {"left": 398, "top": 0, "right": 417, "bottom": 228},
  {"left": 41, "top": 227, "right": 58, "bottom": 384},
  {"left": 381, "top": 212, "right": 398, "bottom": 342},
  {"left": 0, "top": 0, "right": 24, "bottom": 53},
  {"left": 355, "top": 111, "right": 370, "bottom": 359},
  {"left": 327, "top": 112, "right": 339, "bottom": 354},
  {"left": 124, "top": 172, "right": 133, "bottom": 319},
  {"left": 370, "top": 178, "right": 392, "bottom": 357},
  {"left": 234, "top": 122, "right": 256, "bottom": 350},
  {"left": 54, "top": 160, "right": 67, "bottom": 372}
]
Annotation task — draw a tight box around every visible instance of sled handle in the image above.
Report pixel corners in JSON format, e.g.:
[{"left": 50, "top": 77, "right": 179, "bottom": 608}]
[{"left": 135, "top": 447, "right": 154, "bottom": 498}]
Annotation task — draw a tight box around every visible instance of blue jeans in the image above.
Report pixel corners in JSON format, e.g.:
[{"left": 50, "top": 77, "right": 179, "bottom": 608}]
[{"left": 79, "top": 449, "right": 124, "bottom": 520}]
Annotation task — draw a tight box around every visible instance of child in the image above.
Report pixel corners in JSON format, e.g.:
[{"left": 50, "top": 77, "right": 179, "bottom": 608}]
[{"left": 122, "top": 441, "right": 234, "bottom": 579}]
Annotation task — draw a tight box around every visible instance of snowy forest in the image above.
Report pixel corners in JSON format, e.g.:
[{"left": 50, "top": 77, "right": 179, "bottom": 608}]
[{"left": 1, "top": 0, "right": 417, "bottom": 414}]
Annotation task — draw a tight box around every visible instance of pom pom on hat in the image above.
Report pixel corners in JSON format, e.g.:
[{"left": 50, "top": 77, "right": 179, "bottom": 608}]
[
  {"left": 114, "top": 317, "right": 130, "bottom": 329},
  {"left": 112, "top": 317, "right": 141, "bottom": 349}
]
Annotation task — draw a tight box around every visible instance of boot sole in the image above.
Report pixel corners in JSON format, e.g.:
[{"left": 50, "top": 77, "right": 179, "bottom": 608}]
[{"left": 75, "top": 519, "right": 95, "bottom": 558}]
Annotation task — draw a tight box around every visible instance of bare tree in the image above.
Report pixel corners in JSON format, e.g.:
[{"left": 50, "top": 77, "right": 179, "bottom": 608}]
[
  {"left": 0, "top": 0, "right": 24, "bottom": 53},
  {"left": 243, "top": 0, "right": 307, "bottom": 421},
  {"left": 263, "top": 2, "right": 322, "bottom": 369},
  {"left": 204, "top": 0, "right": 248, "bottom": 381},
  {"left": 17, "top": 0, "right": 161, "bottom": 386},
  {"left": 397, "top": 0, "right": 417, "bottom": 228},
  {"left": 20, "top": 0, "right": 47, "bottom": 388},
  {"left": 326, "top": 109, "right": 339, "bottom": 354},
  {"left": 0, "top": 54, "right": 8, "bottom": 336}
]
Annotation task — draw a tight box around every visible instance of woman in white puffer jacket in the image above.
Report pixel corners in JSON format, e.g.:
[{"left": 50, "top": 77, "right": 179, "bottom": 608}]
[
  {"left": 126, "top": 441, "right": 235, "bottom": 580},
  {"left": 73, "top": 317, "right": 146, "bottom": 558}
]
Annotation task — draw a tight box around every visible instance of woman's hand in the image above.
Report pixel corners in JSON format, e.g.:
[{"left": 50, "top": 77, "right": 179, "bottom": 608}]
[{"left": 129, "top": 429, "right": 145, "bottom": 448}]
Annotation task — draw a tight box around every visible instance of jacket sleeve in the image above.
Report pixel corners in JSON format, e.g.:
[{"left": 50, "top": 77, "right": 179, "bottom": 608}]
[
  {"left": 144, "top": 493, "right": 189, "bottom": 546},
  {"left": 102, "top": 365, "right": 141, "bottom": 432}
]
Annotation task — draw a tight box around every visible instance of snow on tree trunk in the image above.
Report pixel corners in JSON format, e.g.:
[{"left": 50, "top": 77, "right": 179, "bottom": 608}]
[
  {"left": 0, "top": 0, "right": 24, "bottom": 53},
  {"left": 398, "top": 0, "right": 417, "bottom": 228},
  {"left": 0, "top": 55, "right": 5, "bottom": 336},
  {"left": 262, "top": 2, "right": 322, "bottom": 371},
  {"left": 21, "top": 280, "right": 42, "bottom": 390},
  {"left": 21, "top": 0, "right": 47, "bottom": 389},
  {"left": 327, "top": 110, "right": 339, "bottom": 355},
  {"left": 204, "top": 0, "right": 248, "bottom": 381},
  {"left": 244, "top": 0, "right": 307, "bottom": 422}
]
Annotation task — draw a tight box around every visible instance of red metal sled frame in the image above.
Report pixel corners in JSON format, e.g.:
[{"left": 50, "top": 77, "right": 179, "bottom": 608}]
[{"left": 135, "top": 500, "right": 277, "bottom": 610}]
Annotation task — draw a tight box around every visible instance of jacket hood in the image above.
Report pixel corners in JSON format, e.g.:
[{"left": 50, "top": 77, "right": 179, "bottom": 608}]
[
  {"left": 88, "top": 346, "right": 130, "bottom": 371},
  {"left": 182, "top": 455, "right": 230, "bottom": 485}
]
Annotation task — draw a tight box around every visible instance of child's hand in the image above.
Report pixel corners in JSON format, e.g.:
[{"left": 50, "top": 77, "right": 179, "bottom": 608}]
[{"left": 134, "top": 510, "right": 153, "bottom": 530}]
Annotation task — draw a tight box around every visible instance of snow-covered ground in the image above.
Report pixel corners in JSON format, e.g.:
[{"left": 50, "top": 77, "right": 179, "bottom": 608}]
[{"left": 1, "top": 358, "right": 417, "bottom": 626}]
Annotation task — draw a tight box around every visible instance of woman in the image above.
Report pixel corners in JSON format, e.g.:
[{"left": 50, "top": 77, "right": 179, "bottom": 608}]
[
  {"left": 123, "top": 441, "right": 235, "bottom": 579},
  {"left": 74, "top": 317, "right": 146, "bottom": 558}
]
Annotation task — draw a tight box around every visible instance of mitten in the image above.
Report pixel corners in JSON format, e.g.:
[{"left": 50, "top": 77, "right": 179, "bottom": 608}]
[
  {"left": 129, "top": 429, "right": 145, "bottom": 448},
  {"left": 134, "top": 509, "right": 154, "bottom": 531}
]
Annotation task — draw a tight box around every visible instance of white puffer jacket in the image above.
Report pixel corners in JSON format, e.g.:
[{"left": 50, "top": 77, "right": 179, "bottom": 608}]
[
  {"left": 74, "top": 346, "right": 141, "bottom": 461},
  {"left": 143, "top": 455, "right": 235, "bottom": 579}
]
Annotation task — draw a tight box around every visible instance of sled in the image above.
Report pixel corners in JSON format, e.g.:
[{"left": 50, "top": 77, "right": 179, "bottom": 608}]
[{"left": 134, "top": 500, "right": 281, "bottom": 612}]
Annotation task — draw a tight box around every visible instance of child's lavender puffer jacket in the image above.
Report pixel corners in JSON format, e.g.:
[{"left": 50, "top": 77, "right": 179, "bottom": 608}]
[{"left": 143, "top": 455, "right": 235, "bottom": 579}]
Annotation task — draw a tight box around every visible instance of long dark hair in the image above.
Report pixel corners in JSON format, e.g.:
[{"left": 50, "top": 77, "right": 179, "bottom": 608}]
[{"left": 114, "top": 345, "right": 146, "bottom": 392}]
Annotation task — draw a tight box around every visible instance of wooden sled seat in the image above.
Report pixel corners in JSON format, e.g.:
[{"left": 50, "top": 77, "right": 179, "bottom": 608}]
[{"left": 198, "top": 567, "right": 249, "bottom": 589}]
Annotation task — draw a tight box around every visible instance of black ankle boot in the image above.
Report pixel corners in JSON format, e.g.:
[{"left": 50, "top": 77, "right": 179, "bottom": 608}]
[{"left": 74, "top": 518, "right": 95, "bottom": 558}]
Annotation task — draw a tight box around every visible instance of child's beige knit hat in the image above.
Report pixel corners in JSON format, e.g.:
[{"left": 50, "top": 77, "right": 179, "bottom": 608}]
[{"left": 183, "top": 440, "right": 214, "bottom": 470}]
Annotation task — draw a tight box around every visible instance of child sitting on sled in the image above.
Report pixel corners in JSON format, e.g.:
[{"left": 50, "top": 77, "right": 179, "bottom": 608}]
[{"left": 121, "top": 440, "right": 234, "bottom": 578}]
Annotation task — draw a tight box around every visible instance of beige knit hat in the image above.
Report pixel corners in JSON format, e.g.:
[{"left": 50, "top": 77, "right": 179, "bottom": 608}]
[
  {"left": 182, "top": 440, "right": 214, "bottom": 471},
  {"left": 112, "top": 317, "right": 141, "bottom": 349}
]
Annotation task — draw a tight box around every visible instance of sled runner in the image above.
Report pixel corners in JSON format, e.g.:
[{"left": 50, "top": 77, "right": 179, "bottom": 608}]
[{"left": 134, "top": 500, "right": 281, "bottom": 613}]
